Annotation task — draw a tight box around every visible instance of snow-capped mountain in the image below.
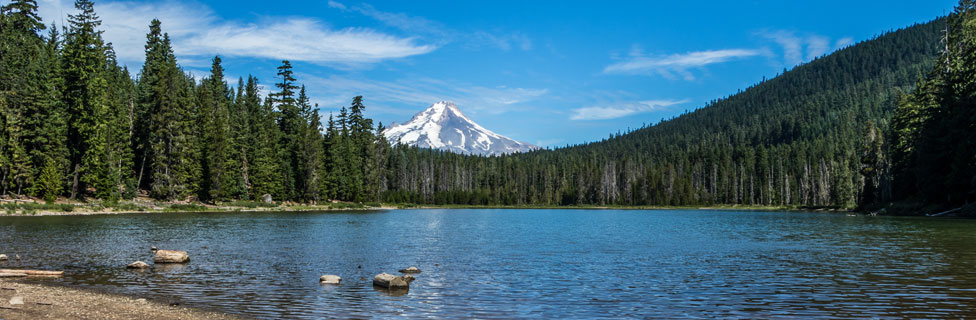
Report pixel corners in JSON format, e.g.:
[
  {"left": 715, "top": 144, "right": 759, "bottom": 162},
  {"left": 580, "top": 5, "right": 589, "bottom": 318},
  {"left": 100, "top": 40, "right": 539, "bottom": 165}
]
[{"left": 384, "top": 101, "right": 539, "bottom": 156}]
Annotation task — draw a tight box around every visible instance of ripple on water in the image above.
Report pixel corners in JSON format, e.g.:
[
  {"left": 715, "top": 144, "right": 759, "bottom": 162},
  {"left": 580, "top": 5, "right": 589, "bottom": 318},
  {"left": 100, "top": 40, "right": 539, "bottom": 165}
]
[{"left": 2, "top": 209, "right": 976, "bottom": 318}]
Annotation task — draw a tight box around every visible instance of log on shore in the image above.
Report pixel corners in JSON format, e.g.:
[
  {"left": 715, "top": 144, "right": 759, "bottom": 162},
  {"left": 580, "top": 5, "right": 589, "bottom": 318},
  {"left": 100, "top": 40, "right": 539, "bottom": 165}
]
[
  {"left": 0, "top": 272, "right": 27, "bottom": 278},
  {"left": 0, "top": 269, "right": 63, "bottom": 276}
]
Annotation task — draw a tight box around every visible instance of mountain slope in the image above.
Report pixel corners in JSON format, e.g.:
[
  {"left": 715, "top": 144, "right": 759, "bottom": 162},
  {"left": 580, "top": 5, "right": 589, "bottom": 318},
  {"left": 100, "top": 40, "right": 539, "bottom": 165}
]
[
  {"left": 384, "top": 101, "right": 538, "bottom": 155},
  {"left": 379, "top": 18, "right": 945, "bottom": 208}
]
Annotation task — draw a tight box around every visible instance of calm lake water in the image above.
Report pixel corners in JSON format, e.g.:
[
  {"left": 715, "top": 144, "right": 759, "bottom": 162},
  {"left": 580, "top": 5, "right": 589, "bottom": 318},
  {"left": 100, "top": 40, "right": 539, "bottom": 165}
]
[{"left": 1, "top": 209, "right": 976, "bottom": 318}]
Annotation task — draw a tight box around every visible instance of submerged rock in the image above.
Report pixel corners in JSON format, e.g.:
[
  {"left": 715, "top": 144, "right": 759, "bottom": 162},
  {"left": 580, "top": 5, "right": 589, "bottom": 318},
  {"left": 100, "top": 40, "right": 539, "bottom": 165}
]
[
  {"left": 399, "top": 266, "right": 421, "bottom": 274},
  {"left": 153, "top": 250, "right": 189, "bottom": 263},
  {"left": 373, "top": 273, "right": 414, "bottom": 288},
  {"left": 126, "top": 261, "right": 150, "bottom": 269},
  {"left": 319, "top": 275, "right": 341, "bottom": 284}
]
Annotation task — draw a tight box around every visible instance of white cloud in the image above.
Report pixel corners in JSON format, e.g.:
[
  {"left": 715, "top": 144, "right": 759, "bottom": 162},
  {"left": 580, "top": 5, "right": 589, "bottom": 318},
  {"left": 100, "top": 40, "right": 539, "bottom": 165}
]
[
  {"left": 806, "top": 35, "right": 830, "bottom": 60},
  {"left": 37, "top": 0, "right": 435, "bottom": 68},
  {"left": 834, "top": 37, "right": 854, "bottom": 49},
  {"left": 570, "top": 99, "right": 688, "bottom": 120},
  {"left": 603, "top": 49, "right": 761, "bottom": 80},
  {"left": 297, "top": 74, "right": 547, "bottom": 117},
  {"left": 757, "top": 30, "right": 853, "bottom": 66},
  {"left": 329, "top": 0, "right": 531, "bottom": 52}
]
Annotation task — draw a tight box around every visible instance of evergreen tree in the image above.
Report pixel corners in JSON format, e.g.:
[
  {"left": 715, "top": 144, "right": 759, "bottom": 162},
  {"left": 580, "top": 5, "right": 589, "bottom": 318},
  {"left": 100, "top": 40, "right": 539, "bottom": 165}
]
[
  {"left": 62, "top": 0, "right": 112, "bottom": 200},
  {"left": 197, "top": 56, "right": 236, "bottom": 202}
]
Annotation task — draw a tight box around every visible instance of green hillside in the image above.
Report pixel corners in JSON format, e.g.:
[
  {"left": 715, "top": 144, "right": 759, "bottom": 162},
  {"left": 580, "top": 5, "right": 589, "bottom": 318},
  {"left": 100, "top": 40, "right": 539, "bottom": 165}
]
[{"left": 379, "top": 18, "right": 945, "bottom": 209}]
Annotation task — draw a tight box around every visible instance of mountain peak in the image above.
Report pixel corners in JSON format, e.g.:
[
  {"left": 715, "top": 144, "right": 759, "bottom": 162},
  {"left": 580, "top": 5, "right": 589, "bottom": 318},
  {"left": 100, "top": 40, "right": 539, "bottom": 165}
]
[{"left": 385, "top": 101, "right": 539, "bottom": 156}]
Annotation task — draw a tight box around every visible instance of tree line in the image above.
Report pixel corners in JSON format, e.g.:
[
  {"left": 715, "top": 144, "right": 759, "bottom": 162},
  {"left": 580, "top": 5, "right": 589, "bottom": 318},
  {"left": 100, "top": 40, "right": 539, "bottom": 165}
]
[
  {"left": 882, "top": 0, "right": 976, "bottom": 213},
  {"left": 2, "top": 0, "right": 970, "bottom": 213},
  {"left": 0, "top": 0, "right": 386, "bottom": 204}
]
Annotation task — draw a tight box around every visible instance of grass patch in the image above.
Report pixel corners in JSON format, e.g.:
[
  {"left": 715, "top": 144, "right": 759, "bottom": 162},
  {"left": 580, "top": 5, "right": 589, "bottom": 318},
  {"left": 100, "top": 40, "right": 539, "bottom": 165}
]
[
  {"left": 328, "top": 202, "right": 366, "bottom": 209},
  {"left": 224, "top": 200, "right": 278, "bottom": 208},
  {"left": 111, "top": 202, "right": 146, "bottom": 212},
  {"left": 165, "top": 203, "right": 209, "bottom": 212},
  {"left": 0, "top": 202, "right": 76, "bottom": 213}
]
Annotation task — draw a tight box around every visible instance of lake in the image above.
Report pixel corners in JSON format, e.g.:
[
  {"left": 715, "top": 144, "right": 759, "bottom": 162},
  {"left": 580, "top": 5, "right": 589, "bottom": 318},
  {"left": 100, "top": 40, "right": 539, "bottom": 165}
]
[{"left": 1, "top": 209, "right": 975, "bottom": 318}]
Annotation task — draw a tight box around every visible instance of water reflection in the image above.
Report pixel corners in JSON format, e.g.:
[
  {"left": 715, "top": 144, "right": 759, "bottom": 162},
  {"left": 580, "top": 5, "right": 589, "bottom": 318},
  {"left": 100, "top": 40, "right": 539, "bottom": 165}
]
[{"left": 0, "top": 210, "right": 975, "bottom": 318}]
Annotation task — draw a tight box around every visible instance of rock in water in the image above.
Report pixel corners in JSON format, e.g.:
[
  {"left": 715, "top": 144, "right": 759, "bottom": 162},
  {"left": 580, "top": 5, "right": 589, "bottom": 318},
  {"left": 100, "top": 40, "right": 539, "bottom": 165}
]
[
  {"left": 399, "top": 266, "right": 421, "bottom": 274},
  {"left": 153, "top": 250, "right": 189, "bottom": 263},
  {"left": 127, "top": 261, "right": 150, "bottom": 269},
  {"left": 0, "top": 254, "right": 6, "bottom": 261},
  {"left": 373, "top": 273, "right": 415, "bottom": 288},
  {"left": 262, "top": 194, "right": 273, "bottom": 203},
  {"left": 319, "top": 275, "right": 341, "bottom": 284}
]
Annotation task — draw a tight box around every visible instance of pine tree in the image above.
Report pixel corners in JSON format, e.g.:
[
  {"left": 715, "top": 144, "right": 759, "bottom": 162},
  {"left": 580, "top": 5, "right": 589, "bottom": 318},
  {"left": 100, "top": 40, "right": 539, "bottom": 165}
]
[
  {"left": 197, "top": 56, "right": 236, "bottom": 202},
  {"left": 271, "top": 60, "right": 301, "bottom": 200},
  {"left": 297, "top": 87, "right": 323, "bottom": 202},
  {"left": 62, "top": 0, "right": 112, "bottom": 200},
  {"left": 136, "top": 21, "right": 199, "bottom": 200}
]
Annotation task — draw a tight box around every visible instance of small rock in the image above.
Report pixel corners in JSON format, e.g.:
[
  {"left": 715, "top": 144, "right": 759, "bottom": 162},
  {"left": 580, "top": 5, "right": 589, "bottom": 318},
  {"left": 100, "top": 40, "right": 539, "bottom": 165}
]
[
  {"left": 373, "top": 273, "right": 414, "bottom": 288},
  {"left": 126, "top": 261, "right": 150, "bottom": 269},
  {"left": 0, "top": 254, "right": 6, "bottom": 261},
  {"left": 399, "top": 266, "right": 421, "bottom": 274},
  {"left": 262, "top": 194, "right": 273, "bottom": 203},
  {"left": 9, "top": 296, "right": 23, "bottom": 305},
  {"left": 14, "top": 254, "right": 19, "bottom": 260},
  {"left": 168, "top": 301, "right": 180, "bottom": 307},
  {"left": 136, "top": 298, "right": 147, "bottom": 304},
  {"left": 153, "top": 250, "right": 189, "bottom": 263},
  {"left": 319, "top": 275, "right": 341, "bottom": 284},
  {"left": 150, "top": 246, "right": 158, "bottom": 252}
]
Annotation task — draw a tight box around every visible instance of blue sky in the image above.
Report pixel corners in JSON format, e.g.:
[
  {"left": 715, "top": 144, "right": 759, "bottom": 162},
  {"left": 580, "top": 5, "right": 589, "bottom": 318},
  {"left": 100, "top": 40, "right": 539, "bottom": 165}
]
[{"left": 35, "top": 0, "right": 957, "bottom": 147}]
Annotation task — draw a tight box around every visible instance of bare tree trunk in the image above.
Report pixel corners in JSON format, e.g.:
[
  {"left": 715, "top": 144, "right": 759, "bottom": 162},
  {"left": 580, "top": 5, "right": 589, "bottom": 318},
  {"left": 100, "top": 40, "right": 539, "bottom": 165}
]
[{"left": 70, "top": 163, "right": 80, "bottom": 200}]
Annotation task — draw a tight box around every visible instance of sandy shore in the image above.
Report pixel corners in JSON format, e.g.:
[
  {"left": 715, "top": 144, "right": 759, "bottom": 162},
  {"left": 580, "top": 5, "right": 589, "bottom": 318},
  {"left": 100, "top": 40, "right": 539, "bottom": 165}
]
[{"left": 0, "top": 280, "right": 239, "bottom": 320}]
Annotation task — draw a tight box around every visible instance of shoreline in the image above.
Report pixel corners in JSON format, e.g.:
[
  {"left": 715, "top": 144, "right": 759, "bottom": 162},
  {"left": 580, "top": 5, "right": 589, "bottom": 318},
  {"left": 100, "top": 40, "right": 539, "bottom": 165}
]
[
  {"left": 0, "top": 279, "right": 238, "bottom": 320},
  {"left": 0, "top": 200, "right": 854, "bottom": 217}
]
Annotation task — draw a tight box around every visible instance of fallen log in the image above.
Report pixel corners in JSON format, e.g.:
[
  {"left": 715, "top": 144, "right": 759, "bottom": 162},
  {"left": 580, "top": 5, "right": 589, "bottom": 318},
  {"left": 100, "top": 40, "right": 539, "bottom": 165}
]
[
  {"left": 0, "top": 269, "right": 64, "bottom": 276},
  {"left": 0, "top": 272, "right": 27, "bottom": 278},
  {"left": 927, "top": 207, "right": 963, "bottom": 217}
]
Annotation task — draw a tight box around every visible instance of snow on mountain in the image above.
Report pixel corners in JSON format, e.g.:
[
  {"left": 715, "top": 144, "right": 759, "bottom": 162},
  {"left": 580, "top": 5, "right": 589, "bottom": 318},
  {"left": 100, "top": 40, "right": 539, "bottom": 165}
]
[{"left": 384, "top": 101, "right": 539, "bottom": 156}]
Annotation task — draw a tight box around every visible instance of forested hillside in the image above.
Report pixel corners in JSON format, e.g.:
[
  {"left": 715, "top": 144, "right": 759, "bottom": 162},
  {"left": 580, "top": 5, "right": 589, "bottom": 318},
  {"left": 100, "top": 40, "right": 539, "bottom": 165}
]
[
  {"left": 379, "top": 18, "right": 945, "bottom": 208},
  {"left": 888, "top": 0, "right": 976, "bottom": 214},
  {"left": 0, "top": 0, "right": 387, "bottom": 204},
  {"left": 0, "top": 0, "right": 964, "bottom": 212}
]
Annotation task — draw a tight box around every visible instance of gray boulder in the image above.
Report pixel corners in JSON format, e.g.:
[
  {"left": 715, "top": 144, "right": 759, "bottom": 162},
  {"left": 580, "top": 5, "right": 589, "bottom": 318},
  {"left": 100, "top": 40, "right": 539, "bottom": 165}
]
[
  {"left": 373, "top": 273, "right": 414, "bottom": 288},
  {"left": 319, "top": 275, "right": 341, "bottom": 284},
  {"left": 153, "top": 250, "right": 189, "bottom": 263},
  {"left": 399, "top": 266, "right": 421, "bottom": 273}
]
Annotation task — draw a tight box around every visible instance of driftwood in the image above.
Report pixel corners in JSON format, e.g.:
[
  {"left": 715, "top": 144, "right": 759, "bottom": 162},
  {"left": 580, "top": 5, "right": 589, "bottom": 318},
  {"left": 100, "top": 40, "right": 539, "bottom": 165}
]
[
  {"left": 927, "top": 207, "right": 963, "bottom": 217},
  {"left": 0, "top": 272, "right": 27, "bottom": 278},
  {"left": 0, "top": 269, "right": 64, "bottom": 276}
]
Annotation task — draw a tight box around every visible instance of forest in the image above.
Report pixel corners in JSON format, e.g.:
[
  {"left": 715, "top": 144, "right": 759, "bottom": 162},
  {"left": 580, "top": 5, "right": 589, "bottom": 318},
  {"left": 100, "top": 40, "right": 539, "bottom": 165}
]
[{"left": 1, "top": 0, "right": 973, "bottom": 214}]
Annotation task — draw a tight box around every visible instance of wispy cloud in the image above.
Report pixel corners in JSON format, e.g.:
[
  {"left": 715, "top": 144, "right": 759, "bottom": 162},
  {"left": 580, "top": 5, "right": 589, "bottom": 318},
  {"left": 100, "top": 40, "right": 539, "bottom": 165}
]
[
  {"left": 757, "top": 30, "right": 852, "bottom": 66},
  {"left": 570, "top": 99, "right": 688, "bottom": 120},
  {"left": 603, "top": 49, "right": 761, "bottom": 80},
  {"left": 38, "top": 0, "right": 436, "bottom": 67},
  {"left": 297, "top": 74, "right": 548, "bottom": 117},
  {"left": 328, "top": 0, "right": 532, "bottom": 52}
]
